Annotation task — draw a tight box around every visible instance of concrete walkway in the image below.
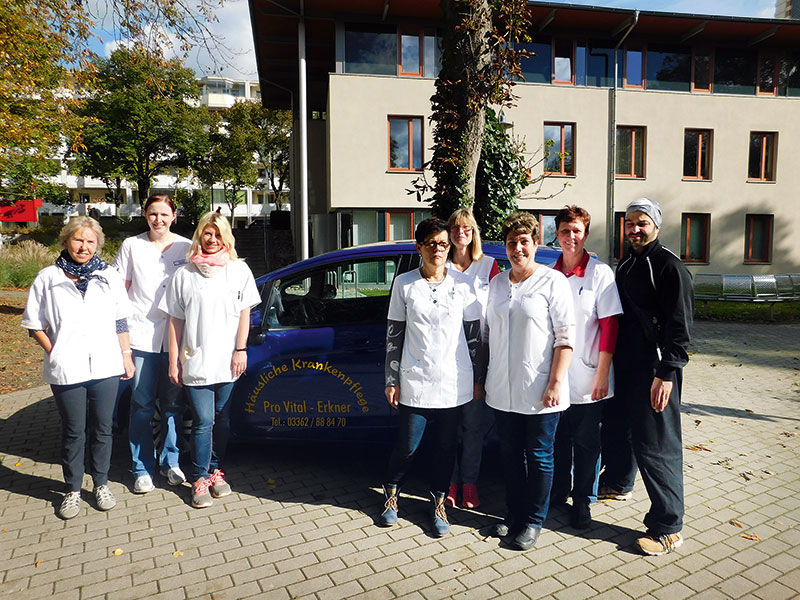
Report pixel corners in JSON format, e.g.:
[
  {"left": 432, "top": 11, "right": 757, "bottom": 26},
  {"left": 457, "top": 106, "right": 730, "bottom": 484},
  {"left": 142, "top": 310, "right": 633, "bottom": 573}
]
[{"left": 1, "top": 320, "right": 799, "bottom": 599}]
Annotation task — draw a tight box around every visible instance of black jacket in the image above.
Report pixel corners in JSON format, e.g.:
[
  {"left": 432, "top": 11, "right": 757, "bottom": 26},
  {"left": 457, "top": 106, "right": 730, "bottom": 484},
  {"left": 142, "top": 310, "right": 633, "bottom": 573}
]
[{"left": 614, "top": 238, "right": 693, "bottom": 379}]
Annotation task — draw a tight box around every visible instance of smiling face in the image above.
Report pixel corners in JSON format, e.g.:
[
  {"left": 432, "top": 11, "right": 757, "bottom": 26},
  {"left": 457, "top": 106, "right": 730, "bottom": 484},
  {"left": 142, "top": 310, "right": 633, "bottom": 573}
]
[
  {"left": 201, "top": 225, "right": 225, "bottom": 254},
  {"left": 66, "top": 228, "right": 98, "bottom": 265},
  {"left": 417, "top": 230, "right": 451, "bottom": 268},
  {"left": 145, "top": 201, "right": 176, "bottom": 235},
  {"left": 556, "top": 219, "right": 587, "bottom": 258},
  {"left": 505, "top": 230, "right": 537, "bottom": 273},
  {"left": 449, "top": 221, "right": 474, "bottom": 250},
  {"left": 624, "top": 211, "right": 659, "bottom": 252}
]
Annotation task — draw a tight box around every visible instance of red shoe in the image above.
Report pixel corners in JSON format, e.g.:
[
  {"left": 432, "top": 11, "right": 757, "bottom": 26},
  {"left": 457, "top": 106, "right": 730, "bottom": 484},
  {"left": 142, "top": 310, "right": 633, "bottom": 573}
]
[
  {"left": 462, "top": 483, "right": 480, "bottom": 509},
  {"left": 446, "top": 483, "right": 457, "bottom": 508}
]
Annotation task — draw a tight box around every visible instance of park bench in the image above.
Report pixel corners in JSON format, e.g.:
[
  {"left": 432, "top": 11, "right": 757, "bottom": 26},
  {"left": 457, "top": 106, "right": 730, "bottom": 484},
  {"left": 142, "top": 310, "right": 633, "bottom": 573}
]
[{"left": 693, "top": 273, "right": 800, "bottom": 320}]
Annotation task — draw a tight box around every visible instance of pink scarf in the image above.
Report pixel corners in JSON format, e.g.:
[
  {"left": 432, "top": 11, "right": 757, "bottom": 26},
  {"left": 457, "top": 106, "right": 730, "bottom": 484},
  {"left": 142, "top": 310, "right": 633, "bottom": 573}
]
[{"left": 192, "top": 248, "right": 229, "bottom": 267}]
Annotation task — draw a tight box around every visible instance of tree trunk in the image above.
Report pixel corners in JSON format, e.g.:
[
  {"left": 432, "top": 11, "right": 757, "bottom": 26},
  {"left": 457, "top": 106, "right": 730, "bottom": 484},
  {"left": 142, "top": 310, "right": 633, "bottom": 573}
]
[{"left": 137, "top": 178, "right": 150, "bottom": 207}]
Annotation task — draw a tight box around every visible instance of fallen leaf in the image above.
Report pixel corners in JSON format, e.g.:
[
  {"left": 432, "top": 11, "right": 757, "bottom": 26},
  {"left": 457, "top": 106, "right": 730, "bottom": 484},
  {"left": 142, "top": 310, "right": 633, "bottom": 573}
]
[
  {"left": 453, "top": 567, "right": 469, "bottom": 572},
  {"left": 741, "top": 533, "right": 761, "bottom": 541},
  {"left": 781, "top": 432, "right": 796, "bottom": 438},
  {"left": 730, "top": 519, "right": 743, "bottom": 528},
  {"left": 34, "top": 560, "right": 42, "bottom": 568},
  {"left": 745, "top": 409, "right": 754, "bottom": 413},
  {"left": 739, "top": 452, "right": 749, "bottom": 456},
  {"left": 685, "top": 443, "right": 712, "bottom": 452},
  {"left": 763, "top": 469, "right": 775, "bottom": 475},
  {"left": 741, "top": 471, "right": 757, "bottom": 481},
  {"left": 710, "top": 362, "right": 717, "bottom": 367},
  {"left": 112, "top": 549, "right": 124, "bottom": 556},
  {"left": 15, "top": 462, "right": 22, "bottom": 467},
  {"left": 694, "top": 419, "right": 702, "bottom": 427},
  {"left": 172, "top": 551, "right": 183, "bottom": 558}
]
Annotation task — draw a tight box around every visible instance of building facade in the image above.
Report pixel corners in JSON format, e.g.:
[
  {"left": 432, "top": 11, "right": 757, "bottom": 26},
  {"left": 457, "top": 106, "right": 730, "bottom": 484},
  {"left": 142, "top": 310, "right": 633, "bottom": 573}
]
[
  {"left": 252, "top": 0, "right": 800, "bottom": 274},
  {"left": 776, "top": 0, "right": 800, "bottom": 19}
]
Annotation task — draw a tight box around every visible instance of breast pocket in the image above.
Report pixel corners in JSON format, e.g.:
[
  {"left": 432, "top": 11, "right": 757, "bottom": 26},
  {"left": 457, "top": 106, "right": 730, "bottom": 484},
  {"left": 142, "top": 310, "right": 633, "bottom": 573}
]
[
  {"left": 578, "top": 288, "right": 596, "bottom": 319},
  {"left": 520, "top": 292, "right": 548, "bottom": 320}
]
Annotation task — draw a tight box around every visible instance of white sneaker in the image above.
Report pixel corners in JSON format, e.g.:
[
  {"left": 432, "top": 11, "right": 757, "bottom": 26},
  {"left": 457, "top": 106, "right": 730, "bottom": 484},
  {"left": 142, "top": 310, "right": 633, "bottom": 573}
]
[
  {"left": 58, "top": 491, "right": 81, "bottom": 519},
  {"left": 133, "top": 474, "right": 155, "bottom": 494},
  {"left": 94, "top": 485, "right": 116, "bottom": 511},
  {"left": 160, "top": 466, "right": 186, "bottom": 486}
]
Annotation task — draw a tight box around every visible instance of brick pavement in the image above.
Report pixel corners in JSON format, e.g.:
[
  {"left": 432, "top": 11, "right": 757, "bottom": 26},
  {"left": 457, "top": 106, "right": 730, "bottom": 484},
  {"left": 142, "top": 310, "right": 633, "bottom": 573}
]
[{"left": 1, "top": 320, "right": 799, "bottom": 599}]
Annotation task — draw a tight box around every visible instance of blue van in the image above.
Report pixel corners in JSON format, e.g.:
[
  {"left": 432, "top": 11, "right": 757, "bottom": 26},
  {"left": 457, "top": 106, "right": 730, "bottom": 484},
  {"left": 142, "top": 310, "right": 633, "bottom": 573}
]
[{"left": 230, "top": 241, "right": 561, "bottom": 443}]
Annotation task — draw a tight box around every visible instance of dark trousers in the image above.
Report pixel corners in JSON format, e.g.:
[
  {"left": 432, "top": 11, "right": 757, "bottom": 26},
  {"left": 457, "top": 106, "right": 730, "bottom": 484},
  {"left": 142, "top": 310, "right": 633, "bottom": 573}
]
[
  {"left": 385, "top": 404, "right": 462, "bottom": 495},
  {"left": 494, "top": 409, "right": 561, "bottom": 528},
  {"left": 603, "top": 368, "right": 684, "bottom": 534},
  {"left": 552, "top": 401, "right": 604, "bottom": 505},
  {"left": 600, "top": 395, "right": 637, "bottom": 493},
  {"left": 52, "top": 376, "right": 119, "bottom": 492}
]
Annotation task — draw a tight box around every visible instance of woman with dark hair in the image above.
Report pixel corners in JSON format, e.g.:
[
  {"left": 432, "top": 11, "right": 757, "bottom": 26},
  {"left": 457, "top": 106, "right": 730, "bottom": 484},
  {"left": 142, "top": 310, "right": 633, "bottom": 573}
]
[
  {"left": 378, "top": 217, "right": 485, "bottom": 537},
  {"left": 445, "top": 208, "right": 499, "bottom": 510},
  {"left": 164, "top": 212, "right": 260, "bottom": 508},
  {"left": 23, "top": 217, "right": 135, "bottom": 519},
  {"left": 114, "top": 194, "right": 192, "bottom": 494},
  {"left": 485, "top": 211, "right": 575, "bottom": 550}
]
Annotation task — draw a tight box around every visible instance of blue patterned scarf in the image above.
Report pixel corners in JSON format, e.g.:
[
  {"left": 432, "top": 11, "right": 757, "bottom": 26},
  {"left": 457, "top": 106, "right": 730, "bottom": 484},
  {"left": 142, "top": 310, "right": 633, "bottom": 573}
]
[{"left": 55, "top": 250, "right": 109, "bottom": 296}]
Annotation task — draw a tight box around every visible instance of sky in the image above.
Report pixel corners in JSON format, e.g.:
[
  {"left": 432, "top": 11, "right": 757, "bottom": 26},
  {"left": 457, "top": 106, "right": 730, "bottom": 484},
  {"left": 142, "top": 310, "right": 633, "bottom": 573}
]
[{"left": 90, "top": 0, "right": 780, "bottom": 81}]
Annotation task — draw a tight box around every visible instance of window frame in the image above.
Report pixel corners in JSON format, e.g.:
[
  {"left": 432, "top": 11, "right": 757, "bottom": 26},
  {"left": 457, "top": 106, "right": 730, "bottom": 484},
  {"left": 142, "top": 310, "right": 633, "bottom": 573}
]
[
  {"left": 744, "top": 214, "right": 773, "bottom": 264},
  {"left": 691, "top": 47, "right": 713, "bottom": 93},
  {"left": 624, "top": 44, "right": 645, "bottom": 89},
  {"left": 543, "top": 122, "right": 576, "bottom": 176},
  {"left": 615, "top": 125, "right": 646, "bottom": 179},
  {"left": 757, "top": 50, "right": 779, "bottom": 96},
  {"left": 384, "top": 210, "right": 417, "bottom": 241},
  {"left": 680, "top": 213, "right": 711, "bottom": 263},
  {"left": 397, "top": 28, "right": 424, "bottom": 77},
  {"left": 533, "top": 211, "right": 559, "bottom": 246},
  {"left": 682, "top": 128, "right": 713, "bottom": 180},
  {"left": 612, "top": 211, "right": 626, "bottom": 262},
  {"left": 387, "top": 116, "right": 424, "bottom": 172},
  {"left": 552, "top": 38, "right": 576, "bottom": 85},
  {"left": 747, "top": 131, "right": 777, "bottom": 182}
]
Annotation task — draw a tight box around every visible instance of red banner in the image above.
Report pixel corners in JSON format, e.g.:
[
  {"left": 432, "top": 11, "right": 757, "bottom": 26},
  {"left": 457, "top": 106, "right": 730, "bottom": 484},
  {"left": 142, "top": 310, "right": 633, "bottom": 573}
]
[{"left": 0, "top": 198, "right": 43, "bottom": 222}]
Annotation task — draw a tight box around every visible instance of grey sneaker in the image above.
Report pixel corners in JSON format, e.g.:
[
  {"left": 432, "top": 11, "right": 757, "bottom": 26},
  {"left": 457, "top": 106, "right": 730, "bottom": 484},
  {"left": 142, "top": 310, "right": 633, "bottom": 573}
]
[
  {"left": 160, "top": 466, "right": 186, "bottom": 486},
  {"left": 58, "top": 491, "right": 81, "bottom": 520},
  {"left": 94, "top": 485, "right": 116, "bottom": 511},
  {"left": 209, "top": 469, "right": 231, "bottom": 498},
  {"left": 133, "top": 474, "right": 155, "bottom": 494},
  {"left": 192, "top": 478, "right": 213, "bottom": 508}
]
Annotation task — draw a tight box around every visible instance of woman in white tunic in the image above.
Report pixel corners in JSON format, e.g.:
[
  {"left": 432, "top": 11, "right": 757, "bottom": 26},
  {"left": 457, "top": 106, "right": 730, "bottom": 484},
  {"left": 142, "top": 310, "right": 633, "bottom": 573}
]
[
  {"left": 165, "top": 212, "right": 260, "bottom": 508},
  {"left": 22, "top": 217, "right": 135, "bottom": 519},
  {"left": 113, "top": 194, "right": 191, "bottom": 494},
  {"left": 445, "top": 208, "right": 499, "bottom": 510},
  {"left": 379, "top": 218, "right": 484, "bottom": 537},
  {"left": 485, "top": 212, "right": 575, "bottom": 551},
  {"left": 549, "top": 205, "right": 622, "bottom": 530}
]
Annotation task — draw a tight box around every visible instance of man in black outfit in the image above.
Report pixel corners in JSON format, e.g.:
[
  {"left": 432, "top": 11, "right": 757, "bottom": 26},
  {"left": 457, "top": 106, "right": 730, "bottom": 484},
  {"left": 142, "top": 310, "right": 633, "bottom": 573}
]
[{"left": 600, "top": 197, "right": 693, "bottom": 556}]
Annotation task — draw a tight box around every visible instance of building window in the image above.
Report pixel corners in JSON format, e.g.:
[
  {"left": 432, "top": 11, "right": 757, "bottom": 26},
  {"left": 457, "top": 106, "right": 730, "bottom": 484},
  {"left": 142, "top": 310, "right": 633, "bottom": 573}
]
[
  {"left": 744, "top": 214, "right": 773, "bottom": 263},
  {"left": 543, "top": 122, "right": 575, "bottom": 175},
  {"left": 714, "top": 48, "right": 757, "bottom": 95},
  {"left": 646, "top": 44, "right": 691, "bottom": 92},
  {"left": 399, "top": 29, "right": 423, "bottom": 76},
  {"left": 530, "top": 211, "right": 559, "bottom": 245},
  {"left": 624, "top": 45, "right": 645, "bottom": 88},
  {"left": 613, "top": 211, "right": 626, "bottom": 261},
  {"left": 692, "top": 47, "right": 713, "bottom": 92},
  {"left": 345, "top": 24, "right": 397, "bottom": 75},
  {"left": 747, "top": 132, "right": 777, "bottom": 181},
  {"left": 680, "top": 213, "right": 710, "bottom": 263},
  {"left": 683, "top": 129, "right": 713, "bottom": 180},
  {"left": 553, "top": 39, "right": 575, "bottom": 84},
  {"left": 519, "top": 39, "right": 552, "bottom": 84},
  {"left": 616, "top": 126, "right": 645, "bottom": 178},
  {"left": 757, "top": 51, "right": 779, "bottom": 96},
  {"left": 388, "top": 117, "right": 423, "bottom": 171}
]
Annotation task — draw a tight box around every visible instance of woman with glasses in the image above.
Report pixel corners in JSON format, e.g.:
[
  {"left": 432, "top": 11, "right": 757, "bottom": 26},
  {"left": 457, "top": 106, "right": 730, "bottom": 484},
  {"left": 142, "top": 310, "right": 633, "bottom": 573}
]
[
  {"left": 378, "top": 217, "right": 485, "bottom": 537},
  {"left": 444, "top": 208, "right": 499, "bottom": 510}
]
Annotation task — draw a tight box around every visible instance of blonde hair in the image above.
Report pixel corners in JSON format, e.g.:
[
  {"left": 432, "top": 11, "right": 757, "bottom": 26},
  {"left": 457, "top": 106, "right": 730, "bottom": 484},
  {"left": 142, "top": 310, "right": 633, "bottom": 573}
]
[
  {"left": 447, "top": 208, "right": 484, "bottom": 262},
  {"left": 188, "top": 212, "right": 239, "bottom": 259},
  {"left": 59, "top": 216, "right": 105, "bottom": 251}
]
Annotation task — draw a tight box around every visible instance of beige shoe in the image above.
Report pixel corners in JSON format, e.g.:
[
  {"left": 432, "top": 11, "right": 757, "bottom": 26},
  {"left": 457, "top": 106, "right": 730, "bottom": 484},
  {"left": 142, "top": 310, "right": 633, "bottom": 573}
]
[{"left": 636, "top": 532, "right": 683, "bottom": 556}]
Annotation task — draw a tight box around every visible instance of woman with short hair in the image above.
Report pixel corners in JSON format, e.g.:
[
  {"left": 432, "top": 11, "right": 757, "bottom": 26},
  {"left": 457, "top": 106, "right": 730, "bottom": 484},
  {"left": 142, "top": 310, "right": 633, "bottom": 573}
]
[{"left": 23, "top": 217, "right": 135, "bottom": 519}]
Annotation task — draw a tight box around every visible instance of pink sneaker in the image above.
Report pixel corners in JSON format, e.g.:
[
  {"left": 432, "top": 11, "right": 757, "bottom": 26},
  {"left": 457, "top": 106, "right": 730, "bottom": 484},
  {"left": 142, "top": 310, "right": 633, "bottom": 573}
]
[{"left": 446, "top": 483, "right": 457, "bottom": 508}]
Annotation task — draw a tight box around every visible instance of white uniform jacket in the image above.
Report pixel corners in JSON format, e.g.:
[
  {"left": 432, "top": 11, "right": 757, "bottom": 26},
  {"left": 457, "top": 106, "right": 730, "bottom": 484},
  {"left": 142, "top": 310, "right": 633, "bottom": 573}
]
[
  {"left": 22, "top": 265, "right": 131, "bottom": 385},
  {"left": 387, "top": 268, "right": 481, "bottom": 409},
  {"left": 446, "top": 254, "right": 496, "bottom": 331},
  {"left": 163, "top": 260, "right": 260, "bottom": 386},
  {"left": 559, "top": 256, "right": 623, "bottom": 404},
  {"left": 113, "top": 232, "right": 191, "bottom": 353},
  {"left": 485, "top": 267, "right": 575, "bottom": 415}
]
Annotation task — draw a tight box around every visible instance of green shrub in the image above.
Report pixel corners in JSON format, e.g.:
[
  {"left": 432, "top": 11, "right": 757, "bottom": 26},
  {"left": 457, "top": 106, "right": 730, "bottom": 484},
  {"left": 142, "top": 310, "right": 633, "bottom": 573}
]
[{"left": 0, "top": 240, "right": 58, "bottom": 288}]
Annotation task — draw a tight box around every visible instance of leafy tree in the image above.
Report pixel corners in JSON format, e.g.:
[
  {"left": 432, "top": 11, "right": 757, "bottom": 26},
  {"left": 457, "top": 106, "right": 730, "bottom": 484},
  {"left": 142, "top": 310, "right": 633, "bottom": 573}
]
[
  {"left": 0, "top": 153, "right": 69, "bottom": 206},
  {"left": 248, "top": 106, "right": 292, "bottom": 209},
  {"left": 174, "top": 188, "right": 210, "bottom": 227},
  {"left": 74, "top": 46, "right": 212, "bottom": 203}
]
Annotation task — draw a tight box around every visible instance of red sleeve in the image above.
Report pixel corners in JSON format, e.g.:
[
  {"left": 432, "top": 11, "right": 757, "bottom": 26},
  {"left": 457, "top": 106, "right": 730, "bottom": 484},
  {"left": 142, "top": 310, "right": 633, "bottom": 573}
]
[
  {"left": 598, "top": 315, "right": 619, "bottom": 353},
  {"left": 489, "top": 259, "right": 500, "bottom": 281}
]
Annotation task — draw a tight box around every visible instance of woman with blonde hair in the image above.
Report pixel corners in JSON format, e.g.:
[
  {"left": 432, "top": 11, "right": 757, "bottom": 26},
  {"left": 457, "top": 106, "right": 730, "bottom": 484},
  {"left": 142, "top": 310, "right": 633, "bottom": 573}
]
[
  {"left": 445, "top": 208, "right": 499, "bottom": 509},
  {"left": 163, "top": 212, "right": 260, "bottom": 508},
  {"left": 23, "top": 217, "right": 135, "bottom": 519}
]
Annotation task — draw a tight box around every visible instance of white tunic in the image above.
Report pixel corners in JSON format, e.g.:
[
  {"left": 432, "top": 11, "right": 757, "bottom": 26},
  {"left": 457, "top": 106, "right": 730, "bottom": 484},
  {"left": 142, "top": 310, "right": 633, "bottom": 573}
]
[
  {"left": 387, "top": 268, "right": 481, "bottom": 409},
  {"left": 485, "top": 267, "right": 575, "bottom": 415},
  {"left": 22, "top": 265, "right": 131, "bottom": 385},
  {"left": 560, "top": 256, "right": 623, "bottom": 405},
  {"left": 113, "top": 232, "right": 191, "bottom": 353},
  {"left": 446, "top": 254, "right": 496, "bottom": 330},
  {"left": 163, "top": 260, "right": 260, "bottom": 386}
]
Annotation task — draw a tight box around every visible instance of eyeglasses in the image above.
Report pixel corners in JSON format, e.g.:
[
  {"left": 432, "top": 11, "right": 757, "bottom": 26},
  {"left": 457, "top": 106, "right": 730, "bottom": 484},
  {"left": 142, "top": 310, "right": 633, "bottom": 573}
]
[
  {"left": 450, "top": 225, "right": 473, "bottom": 233},
  {"left": 421, "top": 241, "right": 451, "bottom": 250}
]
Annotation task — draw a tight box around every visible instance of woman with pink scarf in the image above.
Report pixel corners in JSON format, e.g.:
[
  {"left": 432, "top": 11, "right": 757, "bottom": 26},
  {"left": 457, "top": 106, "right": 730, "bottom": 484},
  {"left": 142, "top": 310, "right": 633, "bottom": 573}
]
[{"left": 164, "top": 212, "right": 260, "bottom": 508}]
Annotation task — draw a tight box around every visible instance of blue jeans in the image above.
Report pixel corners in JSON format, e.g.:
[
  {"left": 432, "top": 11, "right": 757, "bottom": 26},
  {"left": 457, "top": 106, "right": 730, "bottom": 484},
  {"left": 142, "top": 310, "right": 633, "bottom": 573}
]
[
  {"left": 385, "top": 404, "right": 462, "bottom": 495},
  {"left": 186, "top": 382, "right": 235, "bottom": 482},
  {"left": 493, "top": 410, "right": 561, "bottom": 528},
  {"left": 551, "top": 401, "right": 604, "bottom": 505},
  {"left": 452, "top": 398, "right": 491, "bottom": 485},
  {"left": 52, "top": 377, "right": 118, "bottom": 492},
  {"left": 128, "top": 350, "right": 184, "bottom": 477}
]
